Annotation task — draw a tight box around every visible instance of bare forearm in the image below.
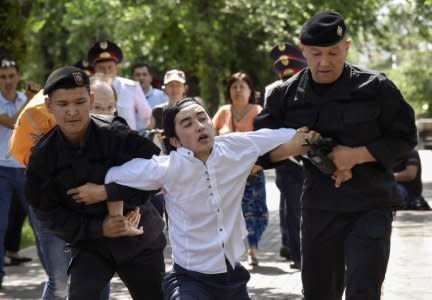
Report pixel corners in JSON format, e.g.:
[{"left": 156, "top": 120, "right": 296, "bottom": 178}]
[
  {"left": 269, "top": 143, "right": 303, "bottom": 163},
  {"left": 0, "top": 114, "right": 16, "bottom": 129},
  {"left": 269, "top": 128, "right": 317, "bottom": 163},
  {"left": 394, "top": 165, "right": 418, "bottom": 182},
  {"left": 107, "top": 201, "right": 124, "bottom": 217}
]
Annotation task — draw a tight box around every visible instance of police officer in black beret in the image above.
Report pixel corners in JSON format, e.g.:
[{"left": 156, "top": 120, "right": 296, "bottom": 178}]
[
  {"left": 255, "top": 11, "right": 417, "bottom": 300},
  {"left": 25, "top": 66, "right": 166, "bottom": 299}
]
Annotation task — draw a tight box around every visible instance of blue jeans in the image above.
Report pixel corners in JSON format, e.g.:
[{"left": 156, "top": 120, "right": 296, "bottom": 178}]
[
  {"left": 28, "top": 208, "right": 69, "bottom": 299},
  {"left": 0, "top": 166, "right": 27, "bottom": 280},
  {"left": 29, "top": 208, "right": 111, "bottom": 300}
]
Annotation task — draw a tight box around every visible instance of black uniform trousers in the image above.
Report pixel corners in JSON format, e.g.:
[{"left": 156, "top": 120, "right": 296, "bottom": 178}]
[
  {"left": 275, "top": 162, "right": 303, "bottom": 265},
  {"left": 301, "top": 208, "right": 393, "bottom": 300},
  {"left": 68, "top": 234, "right": 166, "bottom": 300}
]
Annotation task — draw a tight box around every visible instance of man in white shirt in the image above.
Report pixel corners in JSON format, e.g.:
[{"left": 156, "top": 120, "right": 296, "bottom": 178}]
[
  {"left": 69, "top": 98, "right": 318, "bottom": 299},
  {"left": 87, "top": 40, "right": 152, "bottom": 130}
]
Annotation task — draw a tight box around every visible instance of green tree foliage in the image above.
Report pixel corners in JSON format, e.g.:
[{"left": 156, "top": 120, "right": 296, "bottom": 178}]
[
  {"left": 365, "top": 0, "right": 432, "bottom": 116},
  {"left": 6, "top": 0, "right": 429, "bottom": 115},
  {"left": 0, "top": 0, "right": 32, "bottom": 72}
]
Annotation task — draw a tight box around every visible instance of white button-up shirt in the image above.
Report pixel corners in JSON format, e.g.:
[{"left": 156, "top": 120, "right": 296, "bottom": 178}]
[
  {"left": 113, "top": 77, "right": 152, "bottom": 130},
  {"left": 105, "top": 128, "right": 295, "bottom": 274}
]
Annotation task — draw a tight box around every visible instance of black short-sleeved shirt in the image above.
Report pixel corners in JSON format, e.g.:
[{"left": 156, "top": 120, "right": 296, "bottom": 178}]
[
  {"left": 25, "top": 115, "right": 165, "bottom": 263},
  {"left": 393, "top": 149, "right": 422, "bottom": 199},
  {"left": 254, "top": 63, "right": 417, "bottom": 212}
]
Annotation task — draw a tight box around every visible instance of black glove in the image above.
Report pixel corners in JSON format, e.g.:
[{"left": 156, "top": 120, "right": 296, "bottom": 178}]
[{"left": 304, "top": 137, "right": 337, "bottom": 175}]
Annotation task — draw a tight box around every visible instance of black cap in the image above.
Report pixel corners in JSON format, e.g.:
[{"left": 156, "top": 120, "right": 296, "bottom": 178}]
[
  {"left": 300, "top": 11, "right": 347, "bottom": 47},
  {"left": 163, "top": 97, "right": 203, "bottom": 139},
  {"left": 87, "top": 40, "right": 123, "bottom": 66},
  {"left": 43, "top": 66, "right": 90, "bottom": 95}
]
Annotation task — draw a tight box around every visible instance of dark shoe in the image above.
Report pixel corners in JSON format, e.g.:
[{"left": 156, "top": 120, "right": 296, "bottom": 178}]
[
  {"left": 5, "top": 256, "right": 32, "bottom": 266},
  {"left": 415, "top": 197, "right": 431, "bottom": 210},
  {"left": 279, "top": 246, "right": 291, "bottom": 260},
  {"left": 0, "top": 277, "right": 3, "bottom": 290},
  {"left": 290, "top": 262, "right": 301, "bottom": 269},
  {"left": 4, "top": 256, "right": 20, "bottom": 267}
]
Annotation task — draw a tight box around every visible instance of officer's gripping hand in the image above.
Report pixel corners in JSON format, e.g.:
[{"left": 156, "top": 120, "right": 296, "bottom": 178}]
[
  {"left": 331, "top": 169, "right": 353, "bottom": 188},
  {"left": 102, "top": 215, "right": 129, "bottom": 238},
  {"left": 67, "top": 183, "right": 107, "bottom": 205},
  {"left": 328, "top": 145, "right": 359, "bottom": 171}
]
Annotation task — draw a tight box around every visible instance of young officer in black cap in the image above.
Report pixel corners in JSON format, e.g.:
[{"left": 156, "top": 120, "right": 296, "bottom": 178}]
[
  {"left": 255, "top": 11, "right": 417, "bottom": 300},
  {"left": 25, "top": 66, "right": 166, "bottom": 299}
]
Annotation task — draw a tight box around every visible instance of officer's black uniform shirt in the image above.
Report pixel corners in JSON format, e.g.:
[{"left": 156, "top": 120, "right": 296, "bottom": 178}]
[
  {"left": 25, "top": 115, "right": 165, "bottom": 263},
  {"left": 255, "top": 63, "right": 417, "bottom": 212}
]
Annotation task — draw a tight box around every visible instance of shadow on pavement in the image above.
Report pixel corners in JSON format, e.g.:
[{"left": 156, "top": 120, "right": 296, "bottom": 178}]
[
  {"left": 249, "top": 265, "right": 291, "bottom": 276},
  {"left": 249, "top": 287, "right": 303, "bottom": 300}
]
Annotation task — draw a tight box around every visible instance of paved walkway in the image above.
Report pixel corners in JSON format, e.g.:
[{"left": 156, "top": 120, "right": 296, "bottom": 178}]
[{"left": 1, "top": 166, "right": 432, "bottom": 299}]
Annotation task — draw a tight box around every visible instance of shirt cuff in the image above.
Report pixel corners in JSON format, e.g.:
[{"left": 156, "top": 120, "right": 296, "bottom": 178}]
[{"left": 105, "top": 182, "right": 123, "bottom": 202}]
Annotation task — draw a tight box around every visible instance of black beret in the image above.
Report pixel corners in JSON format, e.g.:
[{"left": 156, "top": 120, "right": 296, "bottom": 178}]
[
  {"left": 43, "top": 66, "right": 90, "bottom": 95},
  {"left": 163, "top": 97, "right": 203, "bottom": 139},
  {"left": 87, "top": 40, "right": 123, "bottom": 66},
  {"left": 300, "top": 11, "right": 347, "bottom": 47}
]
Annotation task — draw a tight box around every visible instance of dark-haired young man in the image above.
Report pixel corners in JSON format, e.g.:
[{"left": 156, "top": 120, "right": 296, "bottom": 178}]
[{"left": 25, "top": 66, "right": 166, "bottom": 300}]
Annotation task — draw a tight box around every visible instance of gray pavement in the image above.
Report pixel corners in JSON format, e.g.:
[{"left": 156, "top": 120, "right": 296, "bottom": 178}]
[{"left": 1, "top": 165, "right": 432, "bottom": 299}]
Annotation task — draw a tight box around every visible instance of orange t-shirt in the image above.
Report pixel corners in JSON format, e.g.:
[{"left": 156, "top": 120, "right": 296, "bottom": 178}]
[
  {"left": 212, "top": 104, "right": 262, "bottom": 135},
  {"left": 9, "top": 90, "right": 56, "bottom": 166}
]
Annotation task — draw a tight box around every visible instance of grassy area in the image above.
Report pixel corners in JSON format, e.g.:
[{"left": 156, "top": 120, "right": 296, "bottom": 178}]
[{"left": 21, "top": 218, "right": 36, "bottom": 249}]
